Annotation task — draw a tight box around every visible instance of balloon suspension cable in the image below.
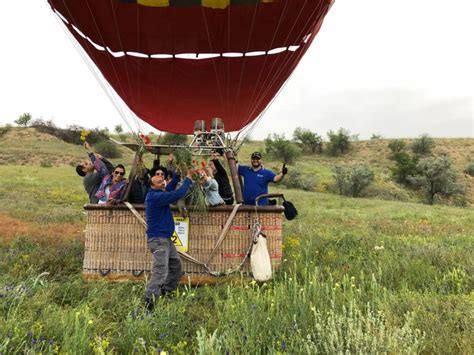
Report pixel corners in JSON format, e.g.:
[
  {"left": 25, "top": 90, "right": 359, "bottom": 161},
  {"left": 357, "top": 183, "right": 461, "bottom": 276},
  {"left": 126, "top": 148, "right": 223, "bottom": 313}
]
[
  {"left": 48, "top": 0, "right": 142, "bottom": 142},
  {"left": 233, "top": 0, "right": 329, "bottom": 152}
]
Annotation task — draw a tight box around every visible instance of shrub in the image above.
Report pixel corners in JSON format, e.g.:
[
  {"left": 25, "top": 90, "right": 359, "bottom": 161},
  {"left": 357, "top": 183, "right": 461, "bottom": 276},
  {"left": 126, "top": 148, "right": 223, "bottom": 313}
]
[
  {"left": 94, "top": 139, "right": 122, "bottom": 159},
  {"left": 264, "top": 134, "right": 301, "bottom": 164},
  {"left": 326, "top": 128, "right": 352, "bottom": 156},
  {"left": 332, "top": 164, "right": 374, "bottom": 197},
  {"left": 411, "top": 134, "right": 434, "bottom": 155},
  {"left": 407, "top": 155, "right": 465, "bottom": 205},
  {"left": 0, "top": 124, "right": 12, "bottom": 137},
  {"left": 388, "top": 140, "right": 406, "bottom": 156},
  {"left": 390, "top": 152, "right": 419, "bottom": 184},
  {"left": 370, "top": 134, "right": 383, "bottom": 140},
  {"left": 40, "top": 160, "right": 53, "bottom": 168},
  {"left": 14, "top": 113, "right": 32, "bottom": 127},
  {"left": 281, "top": 169, "right": 315, "bottom": 191},
  {"left": 293, "top": 127, "right": 323, "bottom": 153},
  {"left": 31, "top": 121, "right": 108, "bottom": 146},
  {"left": 464, "top": 162, "right": 474, "bottom": 177},
  {"left": 365, "top": 185, "right": 411, "bottom": 202},
  {"left": 160, "top": 132, "right": 189, "bottom": 145}
]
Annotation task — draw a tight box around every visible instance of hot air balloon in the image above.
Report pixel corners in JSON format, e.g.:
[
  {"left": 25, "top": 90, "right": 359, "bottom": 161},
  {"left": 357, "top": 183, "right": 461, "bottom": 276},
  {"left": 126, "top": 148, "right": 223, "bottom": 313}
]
[
  {"left": 47, "top": 0, "right": 334, "bottom": 283},
  {"left": 47, "top": 0, "right": 333, "bottom": 134}
]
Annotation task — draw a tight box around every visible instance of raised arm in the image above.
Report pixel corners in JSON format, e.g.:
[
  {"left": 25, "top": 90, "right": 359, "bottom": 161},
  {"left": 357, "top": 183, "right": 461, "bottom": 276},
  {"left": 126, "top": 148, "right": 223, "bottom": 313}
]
[
  {"left": 157, "top": 177, "right": 192, "bottom": 206},
  {"left": 212, "top": 158, "right": 227, "bottom": 176},
  {"left": 273, "top": 163, "right": 288, "bottom": 183},
  {"left": 88, "top": 152, "right": 109, "bottom": 178},
  {"left": 166, "top": 172, "right": 181, "bottom": 191}
]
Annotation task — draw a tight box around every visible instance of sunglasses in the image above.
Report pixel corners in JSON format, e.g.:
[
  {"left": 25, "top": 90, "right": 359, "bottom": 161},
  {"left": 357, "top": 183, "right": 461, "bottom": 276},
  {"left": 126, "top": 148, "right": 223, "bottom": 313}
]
[
  {"left": 114, "top": 171, "right": 125, "bottom": 176},
  {"left": 155, "top": 171, "right": 165, "bottom": 176},
  {"left": 251, "top": 157, "right": 261, "bottom": 160}
]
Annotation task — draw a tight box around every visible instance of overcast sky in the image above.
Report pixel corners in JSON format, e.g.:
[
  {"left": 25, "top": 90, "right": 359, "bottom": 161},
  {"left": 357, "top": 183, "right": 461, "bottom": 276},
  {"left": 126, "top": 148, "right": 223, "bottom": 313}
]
[{"left": 0, "top": 0, "right": 472, "bottom": 139}]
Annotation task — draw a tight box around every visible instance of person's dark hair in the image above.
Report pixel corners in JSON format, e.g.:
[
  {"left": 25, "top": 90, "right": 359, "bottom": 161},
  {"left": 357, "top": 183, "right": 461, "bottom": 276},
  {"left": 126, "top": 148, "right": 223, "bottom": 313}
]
[
  {"left": 76, "top": 164, "right": 86, "bottom": 177},
  {"left": 150, "top": 165, "right": 168, "bottom": 179},
  {"left": 114, "top": 164, "right": 126, "bottom": 175}
]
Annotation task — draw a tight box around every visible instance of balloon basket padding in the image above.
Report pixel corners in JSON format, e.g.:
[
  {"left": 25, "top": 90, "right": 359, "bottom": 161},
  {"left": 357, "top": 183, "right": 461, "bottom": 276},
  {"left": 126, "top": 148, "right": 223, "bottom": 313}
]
[{"left": 82, "top": 204, "right": 284, "bottom": 282}]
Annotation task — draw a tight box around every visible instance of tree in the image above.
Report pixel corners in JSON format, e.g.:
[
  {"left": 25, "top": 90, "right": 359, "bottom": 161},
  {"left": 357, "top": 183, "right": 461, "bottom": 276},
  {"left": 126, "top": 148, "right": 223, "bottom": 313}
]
[
  {"left": 411, "top": 134, "right": 435, "bottom": 155},
  {"left": 264, "top": 133, "right": 301, "bottom": 164},
  {"left": 390, "top": 152, "right": 418, "bottom": 184},
  {"left": 14, "top": 113, "right": 32, "bottom": 127},
  {"left": 114, "top": 124, "right": 123, "bottom": 135},
  {"left": 332, "top": 164, "right": 374, "bottom": 197},
  {"left": 408, "top": 155, "right": 465, "bottom": 205},
  {"left": 293, "top": 127, "right": 323, "bottom": 153},
  {"left": 326, "top": 128, "right": 352, "bottom": 156}
]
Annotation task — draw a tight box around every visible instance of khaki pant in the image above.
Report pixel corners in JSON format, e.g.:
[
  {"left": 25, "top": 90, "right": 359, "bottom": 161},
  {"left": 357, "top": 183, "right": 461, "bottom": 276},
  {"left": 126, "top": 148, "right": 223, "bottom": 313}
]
[{"left": 145, "top": 237, "right": 182, "bottom": 300}]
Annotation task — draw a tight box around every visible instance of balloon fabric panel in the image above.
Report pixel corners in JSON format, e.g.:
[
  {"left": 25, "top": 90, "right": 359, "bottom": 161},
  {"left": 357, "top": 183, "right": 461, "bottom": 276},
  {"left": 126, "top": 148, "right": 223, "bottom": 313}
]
[{"left": 47, "top": 0, "right": 332, "bottom": 133}]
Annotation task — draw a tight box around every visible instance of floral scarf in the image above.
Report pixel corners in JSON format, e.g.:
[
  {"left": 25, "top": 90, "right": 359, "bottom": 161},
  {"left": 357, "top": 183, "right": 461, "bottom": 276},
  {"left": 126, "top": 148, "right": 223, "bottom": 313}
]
[{"left": 95, "top": 174, "right": 128, "bottom": 202}]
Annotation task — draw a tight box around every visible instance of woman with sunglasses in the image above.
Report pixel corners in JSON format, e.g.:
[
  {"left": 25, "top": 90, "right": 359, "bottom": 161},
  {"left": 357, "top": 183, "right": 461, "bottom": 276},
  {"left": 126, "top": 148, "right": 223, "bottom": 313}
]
[{"left": 95, "top": 164, "right": 128, "bottom": 205}]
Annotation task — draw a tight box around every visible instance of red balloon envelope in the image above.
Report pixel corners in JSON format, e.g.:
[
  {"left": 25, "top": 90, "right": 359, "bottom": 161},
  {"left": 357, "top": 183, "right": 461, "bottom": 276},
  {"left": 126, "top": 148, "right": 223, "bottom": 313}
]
[{"left": 47, "top": 0, "right": 334, "bottom": 134}]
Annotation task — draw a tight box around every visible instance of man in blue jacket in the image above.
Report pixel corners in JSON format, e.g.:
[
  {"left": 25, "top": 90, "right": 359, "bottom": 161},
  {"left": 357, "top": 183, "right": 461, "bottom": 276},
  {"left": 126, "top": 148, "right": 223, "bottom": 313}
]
[{"left": 144, "top": 167, "right": 193, "bottom": 312}]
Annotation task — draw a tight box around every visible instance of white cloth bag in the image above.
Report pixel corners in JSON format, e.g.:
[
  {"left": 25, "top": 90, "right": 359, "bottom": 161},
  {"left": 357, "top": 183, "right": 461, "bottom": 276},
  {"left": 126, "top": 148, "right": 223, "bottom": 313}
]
[{"left": 250, "top": 229, "right": 272, "bottom": 281}]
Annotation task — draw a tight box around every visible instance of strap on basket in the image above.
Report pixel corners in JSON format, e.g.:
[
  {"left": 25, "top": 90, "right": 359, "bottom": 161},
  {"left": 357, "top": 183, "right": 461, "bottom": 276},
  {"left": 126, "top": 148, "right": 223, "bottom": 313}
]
[
  {"left": 124, "top": 202, "right": 256, "bottom": 277},
  {"left": 206, "top": 203, "right": 242, "bottom": 265}
]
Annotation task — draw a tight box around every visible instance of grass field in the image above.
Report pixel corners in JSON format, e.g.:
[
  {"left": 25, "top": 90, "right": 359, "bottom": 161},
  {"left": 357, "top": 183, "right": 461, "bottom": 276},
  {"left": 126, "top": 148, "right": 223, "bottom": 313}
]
[
  {"left": 1, "top": 164, "right": 473, "bottom": 353},
  {"left": 0, "top": 129, "right": 473, "bottom": 353}
]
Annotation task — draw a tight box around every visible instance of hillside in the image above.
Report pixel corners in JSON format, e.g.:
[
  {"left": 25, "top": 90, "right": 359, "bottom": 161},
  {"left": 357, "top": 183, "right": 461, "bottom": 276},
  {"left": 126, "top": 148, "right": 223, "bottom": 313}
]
[
  {"left": 231, "top": 137, "right": 474, "bottom": 206},
  {"left": 1, "top": 127, "right": 473, "bottom": 206},
  {"left": 0, "top": 127, "right": 135, "bottom": 166}
]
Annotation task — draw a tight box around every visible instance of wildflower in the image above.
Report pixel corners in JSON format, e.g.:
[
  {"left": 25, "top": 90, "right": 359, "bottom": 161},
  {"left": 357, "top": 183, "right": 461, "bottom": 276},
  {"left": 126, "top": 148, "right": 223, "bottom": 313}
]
[
  {"left": 80, "top": 129, "right": 90, "bottom": 142},
  {"left": 88, "top": 320, "right": 93, "bottom": 325},
  {"left": 374, "top": 245, "right": 385, "bottom": 251},
  {"left": 201, "top": 161, "right": 206, "bottom": 168},
  {"left": 334, "top": 282, "right": 340, "bottom": 288},
  {"left": 159, "top": 333, "right": 168, "bottom": 339},
  {"left": 281, "top": 340, "right": 287, "bottom": 351}
]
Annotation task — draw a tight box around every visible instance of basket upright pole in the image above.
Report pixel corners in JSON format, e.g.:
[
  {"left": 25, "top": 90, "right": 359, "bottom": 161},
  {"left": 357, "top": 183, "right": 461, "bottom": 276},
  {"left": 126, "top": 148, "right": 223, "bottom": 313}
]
[{"left": 225, "top": 150, "right": 243, "bottom": 204}]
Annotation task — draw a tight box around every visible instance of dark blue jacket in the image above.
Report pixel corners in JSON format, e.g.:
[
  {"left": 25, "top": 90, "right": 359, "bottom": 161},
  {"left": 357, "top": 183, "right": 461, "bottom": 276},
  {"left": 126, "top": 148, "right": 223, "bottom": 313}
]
[{"left": 145, "top": 176, "right": 192, "bottom": 239}]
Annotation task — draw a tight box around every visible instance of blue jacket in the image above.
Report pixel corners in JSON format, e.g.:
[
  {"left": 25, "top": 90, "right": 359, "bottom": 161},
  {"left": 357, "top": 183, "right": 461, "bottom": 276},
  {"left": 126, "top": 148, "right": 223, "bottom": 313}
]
[{"left": 145, "top": 176, "right": 192, "bottom": 238}]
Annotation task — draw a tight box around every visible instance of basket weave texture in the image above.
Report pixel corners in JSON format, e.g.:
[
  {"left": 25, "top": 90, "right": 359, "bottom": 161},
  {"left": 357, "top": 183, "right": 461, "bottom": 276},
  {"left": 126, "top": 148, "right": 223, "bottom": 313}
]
[{"left": 83, "top": 206, "right": 282, "bottom": 279}]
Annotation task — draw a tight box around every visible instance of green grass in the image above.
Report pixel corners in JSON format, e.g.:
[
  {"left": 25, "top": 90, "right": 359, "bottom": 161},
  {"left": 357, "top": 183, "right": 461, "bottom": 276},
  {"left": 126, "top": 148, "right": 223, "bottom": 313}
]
[{"left": 1, "top": 165, "right": 473, "bottom": 353}]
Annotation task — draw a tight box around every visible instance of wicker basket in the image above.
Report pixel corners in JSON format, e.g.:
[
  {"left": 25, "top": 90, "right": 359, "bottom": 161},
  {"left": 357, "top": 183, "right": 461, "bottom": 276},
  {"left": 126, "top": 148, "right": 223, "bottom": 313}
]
[{"left": 82, "top": 204, "right": 284, "bottom": 283}]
